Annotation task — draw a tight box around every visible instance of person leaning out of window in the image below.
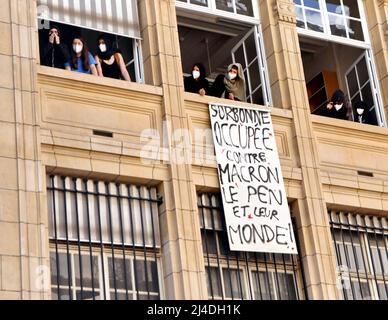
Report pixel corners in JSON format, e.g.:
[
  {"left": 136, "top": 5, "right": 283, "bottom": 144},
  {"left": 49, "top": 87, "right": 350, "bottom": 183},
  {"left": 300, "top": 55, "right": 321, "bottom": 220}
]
[
  {"left": 184, "top": 63, "right": 210, "bottom": 96},
  {"left": 41, "top": 25, "right": 71, "bottom": 70},
  {"left": 211, "top": 63, "right": 247, "bottom": 102},
  {"left": 95, "top": 35, "right": 131, "bottom": 81},
  {"left": 66, "top": 37, "right": 98, "bottom": 76},
  {"left": 324, "top": 89, "right": 352, "bottom": 121}
]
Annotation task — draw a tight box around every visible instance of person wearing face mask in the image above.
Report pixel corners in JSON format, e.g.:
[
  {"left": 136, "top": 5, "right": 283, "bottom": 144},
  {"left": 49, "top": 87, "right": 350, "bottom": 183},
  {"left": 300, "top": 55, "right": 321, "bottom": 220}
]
[
  {"left": 325, "top": 89, "right": 351, "bottom": 120},
  {"left": 95, "top": 35, "right": 131, "bottom": 81},
  {"left": 210, "top": 64, "right": 247, "bottom": 102},
  {"left": 184, "top": 63, "right": 210, "bottom": 96},
  {"left": 353, "top": 100, "right": 377, "bottom": 125},
  {"left": 41, "top": 25, "right": 71, "bottom": 70},
  {"left": 66, "top": 37, "right": 98, "bottom": 75}
]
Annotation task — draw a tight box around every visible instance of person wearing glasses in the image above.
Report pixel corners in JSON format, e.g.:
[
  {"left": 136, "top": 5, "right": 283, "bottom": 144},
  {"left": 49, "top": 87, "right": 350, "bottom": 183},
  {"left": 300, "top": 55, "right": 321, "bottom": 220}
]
[{"left": 41, "top": 25, "right": 71, "bottom": 70}]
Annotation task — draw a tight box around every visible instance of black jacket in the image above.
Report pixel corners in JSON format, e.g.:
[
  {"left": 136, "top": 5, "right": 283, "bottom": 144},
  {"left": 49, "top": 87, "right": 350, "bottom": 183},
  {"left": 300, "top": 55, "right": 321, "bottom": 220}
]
[
  {"left": 184, "top": 76, "right": 210, "bottom": 95},
  {"left": 41, "top": 43, "right": 71, "bottom": 69},
  {"left": 324, "top": 104, "right": 348, "bottom": 120}
]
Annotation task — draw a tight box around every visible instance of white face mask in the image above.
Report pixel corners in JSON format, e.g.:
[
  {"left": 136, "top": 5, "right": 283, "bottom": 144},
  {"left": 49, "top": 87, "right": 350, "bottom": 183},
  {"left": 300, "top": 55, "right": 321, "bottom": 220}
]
[
  {"left": 228, "top": 72, "right": 237, "bottom": 80},
  {"left": 357, "top": 108, "right": 365, "bottom": 115},
  {"left": 99, "top": 44, "right": 107, "bottom": 53},
  {"left": 334, "top": 103, "right": 343, "bottom": 111},
  {"left": 192, "top": 70, "right": 200, "bottom": 79},
  {"left": 73, "top": 44, "right": 83, "bottom": 54}
]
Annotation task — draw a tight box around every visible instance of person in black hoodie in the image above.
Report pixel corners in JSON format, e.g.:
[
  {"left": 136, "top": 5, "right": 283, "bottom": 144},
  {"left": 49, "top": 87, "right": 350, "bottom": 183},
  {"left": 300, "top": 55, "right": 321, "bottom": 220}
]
[
  {"left": 184, "top": 63, "right": 210, "bottom": 96},
  {"left": 324, "top": 89, "right": 351, "bottom": 120},
  {"left": 354, "top": 100, "right": 378, "bottom": 125},
  {"left": 41, "top": 25, "right": 71, "bottom": 70}
]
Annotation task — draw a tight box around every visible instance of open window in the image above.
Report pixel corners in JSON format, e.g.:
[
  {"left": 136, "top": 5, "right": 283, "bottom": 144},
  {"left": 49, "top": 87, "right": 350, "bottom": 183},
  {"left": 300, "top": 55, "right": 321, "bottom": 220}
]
[
  {"left": 294, "top": 0, "right": 386, "bottom": 127},
  {"left": 37, "top": 0, "right": 144, "bottom": 83},
  {"left": 177, "top": 1, "right": 271, "bottom": 106}
]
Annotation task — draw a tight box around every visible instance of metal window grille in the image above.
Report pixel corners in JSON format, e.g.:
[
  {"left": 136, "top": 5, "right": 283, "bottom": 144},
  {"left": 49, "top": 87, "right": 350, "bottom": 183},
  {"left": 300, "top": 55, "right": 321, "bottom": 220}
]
[
  {"left": 198, "top": 194, "right": 308, "bottom": 300},
  {"left": 329, "top": 211, "right": 388, "bottom": 300},
  {"left": 47, "top": 175, "right": 163, "bottom": 300}
]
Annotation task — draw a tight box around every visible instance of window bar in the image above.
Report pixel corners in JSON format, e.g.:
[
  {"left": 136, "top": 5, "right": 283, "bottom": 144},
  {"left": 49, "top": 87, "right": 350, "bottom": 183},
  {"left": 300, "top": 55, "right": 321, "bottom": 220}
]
[
  {"left": 148, "top": 187, "right": 160, "bottom": 299},
  {"left": 234, "top": 252, "right": 245, "bottom": 300},
  {"left": 61, "top": 176, "right": 73, "bottom": 300},
  {"left": 253, "top": 253, "right": 263, "bottom": 300},
  {"left": 293, "top": 218, "right": 309, "bottom": 300},
  {"left": 262, "top": 252, "right": 273, "bottom": 300},
  {"left": 272, "top": 253, "right": 283, "bottom": 300},
  {"left": 106, "top": 182, "right": 118, "bottom": 300},
  {"left": 370, "top": 219, "right": 388, "bottom": 297},
  {"left": 83, "top": 179, "right": 96, "bottom": 300},
  {"left": 223, "top": 232, "right": 234, "bottom": 300},
  {"left": 290, "top": 253, "right": 300, "bottom": 300},
  {"left": 137, "top": 186, "right": 150, "bottom": 299},
  {"left": 209, "top": 196, "right": 224, "bottom": 300},
  {"left": 244, "top": 253, "right": 254, "bottom": 300},
  {"left": 199, "top": 196, "right": 215, "bottom": 299},
  {"left": 281, "top": 254, "right": 292, "bottom": 300},
  {"left": 337, "top": 213, "right": 357, "bottom": 299},
  {"left": 50, "top": 175, "right": 61, "bottom": 300},
  {"left": 344, "top": 214, "right": 364, "bottom": 299},
  {"left": 94, "top": 181, "right": 107, "bottom": 300},
  {"left": 379, "top": 218, "right": 388, "bottom": 286},
  {"left": 116, "top": 183, "right": 130, "bottom": 300},
  {"left": 72, "top": 178, "right": 84, "bottom": 300},
  {"left": 127, "top": 185, "right": 140, "bottom": 300},
  {"left": 362, "top": 216, "right": 381, "bottom": 299}
]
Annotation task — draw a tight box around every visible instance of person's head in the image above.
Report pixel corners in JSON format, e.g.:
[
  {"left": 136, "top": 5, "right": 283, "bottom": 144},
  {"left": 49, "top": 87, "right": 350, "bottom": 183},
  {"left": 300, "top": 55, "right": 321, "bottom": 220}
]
[
  {"left": 97, "top": 35, "right": 112, "bottom": 53},
  {"left": 330, "top": 90, "right": 346, "bottom": 111},
  {"left": 227, "top": 64, "right": 244, "bottom": 81},
  {"left": 354, "top": 100, "right": 369, "bottom": 115},
  {"left": 71, "top": 37, "right": 90, "bottom": 70},
  {"left": 191, "top": 63, "right": 206, "bottom": 80},
  {"left": 48, "top": 26, "right": 60, "bottom": 40}
]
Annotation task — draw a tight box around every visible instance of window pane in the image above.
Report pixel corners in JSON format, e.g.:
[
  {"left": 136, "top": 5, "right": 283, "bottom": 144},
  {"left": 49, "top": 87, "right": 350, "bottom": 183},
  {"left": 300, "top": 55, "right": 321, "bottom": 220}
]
[
  {"left": 236, "top": 0, "right": 254, "bottom": 16},
  {"left": 377, "top": 283, "right": 388, "bottom": 300},
  {"left": 245, "top": 33, "right": 258, "bottom": 64},
  {"left": 108, "top": 257, "right": 132, "bottom": 291},
  {"left": 248, "top": 60, "right": 261, "bottom": 90},
  {"left": 75, "top": 290, "right": 101, "bottom": 301},
  {"left": 190, "top": 0, "right": 208, "bottom": 7},
  {"left": 305, "top": 9, "right": 324, "bottom": 33},
  {"left": 326, "top": 0, "right": 342, "bottom": 14},
  {"left": 329, "top": 14, "right": 347, "bottom": 38},
  {"left": 361, "top": 84, "right": 374, "bottom": 108},
  {"left": 347, "top": 69, "right": 359, "bottom": 98},
  {"left": 295, "top": 7, "right": 305, "bottom": 29},
  {"left": 51, "top": 252, "right": 71, "bottom": 287},
  {"left": 256, "top": 272, "right": 275, "bottom": 300},
  {"left": 356, "top": 57, "right": 369, "bottom": 86},
  {"left": 277, "top": 273, "right": 297, "bottom": 300},
  {"left": 201, "top": 230, "right": 218, "bottom": 255},
  {"left": 135, "top": 260, "right": 159, "bottom": 293},
  {"left": 216, "top": 0, "right": 234, "bottom": 12},
  {"left": 348, "top": 19, "right": 364, "bottom": 41},
  {"left": 234, "top": 46, "right": 246, "bottom": 70},
  {"left": 52, "top": 288, "right": 72, "bottom": 300},
  {"left": 304, "top": 0, "right": 320, "bottom": 9},
  {"left": 252, "top": 87, "right": 264, "bottom": 106},
  {"left": 294, "top": 0, "right": 302, "bottom": 5},
  {"left": 343, "top": 0, "right": 360, "bottom": 18},
  {"left": 74, "top": 254, "right": 100, "bottom": 289},
  {"left": 206, "top": 267, "right": 222, "bottom": 298},
  {"left": 223, "top": 269, "right": 246, "bottom": 299},
  {"left": 351, "top": 281, "right": 372, "bottom": 300}
]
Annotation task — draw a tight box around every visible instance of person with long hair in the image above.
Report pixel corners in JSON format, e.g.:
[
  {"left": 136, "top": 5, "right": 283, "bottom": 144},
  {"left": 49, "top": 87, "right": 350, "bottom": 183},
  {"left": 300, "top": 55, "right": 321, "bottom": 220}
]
[
  {"left": 41, "top": 25, "right": 71, "bottom": 70},
  {"left": 95, "top": 34, "right": 131, "bottom": 81},
  {"left": 67, "top": 37, "right": 98, "bottom": 75}
]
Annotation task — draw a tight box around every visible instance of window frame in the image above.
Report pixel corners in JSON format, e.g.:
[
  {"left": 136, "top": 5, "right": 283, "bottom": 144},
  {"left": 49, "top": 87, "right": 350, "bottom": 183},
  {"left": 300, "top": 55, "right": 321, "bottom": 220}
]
[
  {"left": 294, "top": 0, "right": 371, "bottom": 48},
  {"left": 176, "top": 0, "right": 260, "bottom": 24}
]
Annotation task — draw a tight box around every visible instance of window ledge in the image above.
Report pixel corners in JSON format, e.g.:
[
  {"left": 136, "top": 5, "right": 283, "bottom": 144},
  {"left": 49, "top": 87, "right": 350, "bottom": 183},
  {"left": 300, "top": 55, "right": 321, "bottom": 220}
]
[{"left": 37, "top": 65, "right": 163, "bottom": 96}]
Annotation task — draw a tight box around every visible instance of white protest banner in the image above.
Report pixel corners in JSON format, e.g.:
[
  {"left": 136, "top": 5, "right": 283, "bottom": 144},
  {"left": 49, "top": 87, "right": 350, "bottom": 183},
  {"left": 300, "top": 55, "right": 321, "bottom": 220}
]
[{"left": 209, "top": 103, "right": 297, "bottom": 254}]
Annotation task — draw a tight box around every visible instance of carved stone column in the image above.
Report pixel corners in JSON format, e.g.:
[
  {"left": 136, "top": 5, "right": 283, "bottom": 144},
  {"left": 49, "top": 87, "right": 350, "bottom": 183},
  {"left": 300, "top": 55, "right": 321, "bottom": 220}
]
[
  {"left": 0, "top": 0, "right": 49, "bottom": 299},
  {"left": 138, "top": 0, "right": 208, "bottom": 299},
  {"left": 260, "top": 0, "right": 340, "bottom": 299}
]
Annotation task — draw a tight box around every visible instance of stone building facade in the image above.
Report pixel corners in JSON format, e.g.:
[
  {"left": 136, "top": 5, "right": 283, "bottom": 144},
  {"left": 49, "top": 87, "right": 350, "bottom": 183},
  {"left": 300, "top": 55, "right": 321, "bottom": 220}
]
[{"left": 0, "top": 0, "right": 387, "bottom": 300}]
